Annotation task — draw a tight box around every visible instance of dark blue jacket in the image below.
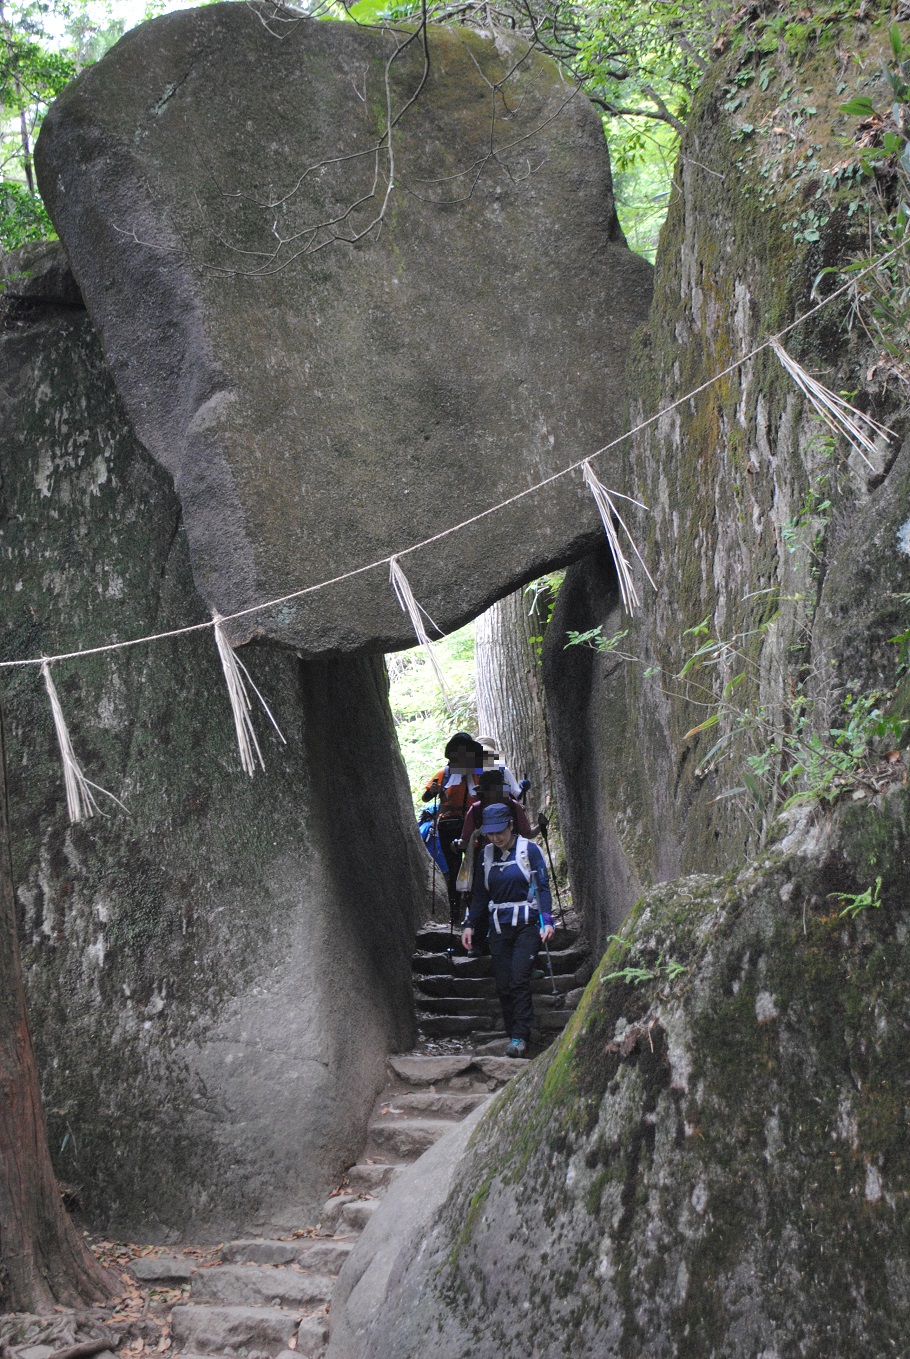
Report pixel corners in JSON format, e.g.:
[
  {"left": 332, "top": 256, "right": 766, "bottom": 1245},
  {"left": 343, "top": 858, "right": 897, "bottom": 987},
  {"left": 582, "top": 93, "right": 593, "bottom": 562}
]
[{"left": 468, "top": 838, "right": 553, "bottom": 932}]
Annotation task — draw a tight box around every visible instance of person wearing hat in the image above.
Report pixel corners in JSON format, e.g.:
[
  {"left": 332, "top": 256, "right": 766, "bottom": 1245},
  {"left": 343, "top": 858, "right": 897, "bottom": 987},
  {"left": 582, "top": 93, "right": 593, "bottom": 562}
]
[
  {"left": 422, "top": 732, "right": 484, "bottom": 914},
  {"left": 476, "top": 735, "right": 522, "bottom": 798},
  {"left": 461, "top": 802, "right": 554, "bottom": 1058}
]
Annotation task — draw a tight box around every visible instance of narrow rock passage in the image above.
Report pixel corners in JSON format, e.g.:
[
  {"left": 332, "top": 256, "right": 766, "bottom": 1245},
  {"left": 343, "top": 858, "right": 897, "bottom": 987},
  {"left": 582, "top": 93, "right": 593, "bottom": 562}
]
[
  {"left": 164, "top": 1051, "right": 527, "bottom": 1359},
  {"left": 145, "top": 918, "right": 591, "bottom": 1359}
]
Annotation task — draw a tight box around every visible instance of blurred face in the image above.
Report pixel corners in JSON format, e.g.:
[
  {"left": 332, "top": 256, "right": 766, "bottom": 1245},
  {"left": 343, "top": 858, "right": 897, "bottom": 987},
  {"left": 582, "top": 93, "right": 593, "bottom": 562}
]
[
  {"left": 481, "top": 778, "right": 505, "bottom": 806},
  {"left": 450, "top": 744, "right": 476, "bottom": 773},
  {"left": 489, "top": 823, "right": 515, "bottom": 850}
]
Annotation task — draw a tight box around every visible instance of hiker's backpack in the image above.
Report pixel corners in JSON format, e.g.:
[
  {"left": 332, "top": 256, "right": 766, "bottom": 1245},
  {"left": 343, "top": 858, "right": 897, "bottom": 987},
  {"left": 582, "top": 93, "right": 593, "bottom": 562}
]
[{"left": 482, "top": 836, "right": 533, "bottom": 893}]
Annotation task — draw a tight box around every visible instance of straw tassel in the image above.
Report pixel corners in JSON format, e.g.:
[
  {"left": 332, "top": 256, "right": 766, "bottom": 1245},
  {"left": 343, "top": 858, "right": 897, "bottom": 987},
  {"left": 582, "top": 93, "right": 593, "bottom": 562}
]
[
  {"left": 213, "top": 614, "right": 286, "bottom": 777},
  {"left": 41, "top": 660, "right": 124, "bottom": 823},
  {"left": 389, "top": 556, "right": 453, "bottom": 711},
  {"left": 582, "top": 461, "right": 656, "bottom": 616},
  {"left": 770, "top": 338, "right": 893, "bottom": 470}
]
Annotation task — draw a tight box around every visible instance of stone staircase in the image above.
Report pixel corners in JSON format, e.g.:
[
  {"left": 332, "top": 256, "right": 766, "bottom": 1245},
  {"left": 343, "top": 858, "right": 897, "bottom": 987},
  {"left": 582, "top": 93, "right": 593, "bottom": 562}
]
[
  {"left": 412, "top": 919, "right": 592, "bottom": 1051},
  {"left": 161, "top": 1053, "right": 527, "bottom": 1359},
  {"left": 153, "top": 918, "right": 592, "bottom": 1359}
]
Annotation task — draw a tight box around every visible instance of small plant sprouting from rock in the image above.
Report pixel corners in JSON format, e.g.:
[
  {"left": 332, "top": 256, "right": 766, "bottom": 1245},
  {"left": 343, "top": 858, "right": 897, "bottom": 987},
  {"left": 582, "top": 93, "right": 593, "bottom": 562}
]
[
  {"left": 601, "top": 934, "right": 688, "bottom": 988},
  {"left": 565, "top": 617, "right": 909, "bottom": 825},
  {"left": 827, "top": 875, "right": 883, "bottom": 918}
]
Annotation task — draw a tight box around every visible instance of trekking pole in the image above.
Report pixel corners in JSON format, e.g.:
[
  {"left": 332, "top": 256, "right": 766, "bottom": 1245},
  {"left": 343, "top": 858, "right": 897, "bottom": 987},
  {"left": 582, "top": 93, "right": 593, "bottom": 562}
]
[
  {"left": 429, "top": 794, "right": 439, "bottom": 923},
  {"left": 532, "top": 869, "right": 559, "bottom": 996},
  {"left": 537, "top": 812, "right": 567, "bottom": 928}
]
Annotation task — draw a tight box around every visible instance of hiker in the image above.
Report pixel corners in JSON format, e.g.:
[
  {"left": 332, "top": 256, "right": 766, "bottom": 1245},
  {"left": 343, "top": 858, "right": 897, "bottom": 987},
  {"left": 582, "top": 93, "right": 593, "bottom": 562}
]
[
  {"left": 476, "top": 735, "right": 522, "bottom": 797},
  {"left": 458, "top": 769, "right": 533, "bottom": 875},
  {"left": 456, "top": 770, "right": 534, "bottom": 956},
  {"left": 461, "top": 802, "right": 554, "bottom": 1058},
  {"left": 422, "top": 732, "right": 483, "bottom": 913}
]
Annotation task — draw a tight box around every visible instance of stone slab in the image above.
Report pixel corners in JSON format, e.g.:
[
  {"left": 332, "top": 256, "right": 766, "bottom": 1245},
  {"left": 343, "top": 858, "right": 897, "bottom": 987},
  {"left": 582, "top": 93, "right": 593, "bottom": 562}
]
[
  {"left": 189, "top": 1263, "right": 335, "bottom": 1309},
  {"left": 130, "top": 1254, "right": 195, "bottom": 1283},
  {"left": 387, "top": 1055, "right": 473, "bottom": 1085},
  {"left": 170, "top": 1304, "right": 301, "bottom": 1356},
  {"left": 35, "top": 5, "right": 652, "bottom": 657},
  {"left": 473, "top": 1056, "right": 531, "bottom": 1082},
  {"left": 367, "top": 1118, "right": 453, "bottom": 1160},
  {"left": 220, "top": 1240, "right": 300, "bottom": 1266},
  {"left": 297, "top": 1315, "right": 330, "bottom": 1358},
  {"left": 295, "top": 1239, "right": 355, "bottom": 1274}
]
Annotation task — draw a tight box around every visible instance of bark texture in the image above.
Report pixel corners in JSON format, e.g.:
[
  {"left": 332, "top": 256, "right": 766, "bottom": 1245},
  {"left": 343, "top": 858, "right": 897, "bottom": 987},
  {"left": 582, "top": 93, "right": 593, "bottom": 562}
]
[
  {"left": 0, "top": 690, "right": 114, "bottom": 1312},
  {"left": 474, "top": 587, "right": 556, "bottom": 820}
]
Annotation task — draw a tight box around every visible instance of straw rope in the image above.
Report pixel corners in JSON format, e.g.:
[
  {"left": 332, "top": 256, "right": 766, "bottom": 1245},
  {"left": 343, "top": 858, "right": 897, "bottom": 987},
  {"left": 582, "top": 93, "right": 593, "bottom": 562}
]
[{"left": 0, "top": 237, "right": 904, "bottom": 675}]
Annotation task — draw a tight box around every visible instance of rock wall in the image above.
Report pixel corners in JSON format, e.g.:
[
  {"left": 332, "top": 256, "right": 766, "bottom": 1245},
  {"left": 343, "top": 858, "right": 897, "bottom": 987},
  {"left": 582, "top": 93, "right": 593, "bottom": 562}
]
[
  {"left": 544, "top": 5, "right": 910, "bottom": 947},
  {"left": 330, "top": 789, "right": 910, "bottom": 1358},
  {"left": 330, "top": 3, "right": 910, "bottom": 1352},
  {"left": 0, "top": 250, "right": 425, "bottom": 1237}
]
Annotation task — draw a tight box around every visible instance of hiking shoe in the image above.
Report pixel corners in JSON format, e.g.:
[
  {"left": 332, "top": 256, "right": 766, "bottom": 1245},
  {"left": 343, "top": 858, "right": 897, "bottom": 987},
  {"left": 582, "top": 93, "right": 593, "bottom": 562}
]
[
  {"left": 506, "top": 1038, "right": 527, "bottom": 1058},
  {"left": 531, "top": 968, "right": 545, "bottom": 979}
]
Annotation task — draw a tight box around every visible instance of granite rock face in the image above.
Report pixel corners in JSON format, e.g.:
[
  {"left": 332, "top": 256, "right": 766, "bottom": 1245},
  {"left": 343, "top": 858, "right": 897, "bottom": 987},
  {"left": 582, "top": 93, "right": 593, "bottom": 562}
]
[
  {"left": 330, "top": 790, "right": 910, "bottom": 1358},
  {"left": 0, "top": 245, "right": 424, "bottom": 1236},
  {"left": 543, "top": 16, "right": 910, "bottom": 949},
  {"left": 35, "top": 4, "right": 653, "bottom": 656}
]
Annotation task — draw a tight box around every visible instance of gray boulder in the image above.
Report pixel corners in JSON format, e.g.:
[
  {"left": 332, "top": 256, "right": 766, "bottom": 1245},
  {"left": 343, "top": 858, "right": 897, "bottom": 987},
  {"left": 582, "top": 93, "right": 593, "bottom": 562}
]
[
  {"left": 35, "top": 4, "right": 652, "bottom": 655},
  {"left": 0, "top": 244, "right": 424, "bottom": 1236},
  {"left": 331, "top": 789, "right": 910, "bottom": 1357}
]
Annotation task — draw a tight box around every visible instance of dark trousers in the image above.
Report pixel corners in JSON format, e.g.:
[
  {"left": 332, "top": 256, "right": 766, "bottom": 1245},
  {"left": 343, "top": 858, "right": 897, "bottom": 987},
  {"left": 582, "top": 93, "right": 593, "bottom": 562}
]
[
  {"left": 488, "top": 919, "right": 538, "bottom": 1041},
  {"left": 438, "top": 818, "right": 463, "bottom": 913}
]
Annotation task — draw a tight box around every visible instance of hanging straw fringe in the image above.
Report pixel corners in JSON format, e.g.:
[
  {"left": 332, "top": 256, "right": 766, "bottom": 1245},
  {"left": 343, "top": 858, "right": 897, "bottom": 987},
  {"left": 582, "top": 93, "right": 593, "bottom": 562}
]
[
  {"left": 770, "top": 339, "right": 894, "bottom": 471},
  {"left": 213, "top": 615, "right": 287, "bottom": 777},
  {"left": 582, "top": 462, "right": 656, "bottom": 617},
  {"left": 389, "top": 556, "right": 453, "bottom": 712},
  {"left": 41, "top": 660, "right": 125, "bottom": 823}
]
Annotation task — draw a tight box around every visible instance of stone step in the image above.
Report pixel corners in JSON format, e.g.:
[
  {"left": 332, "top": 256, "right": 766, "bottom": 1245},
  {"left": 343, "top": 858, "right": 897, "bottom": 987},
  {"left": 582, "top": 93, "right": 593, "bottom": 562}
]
[
  {"left": 341, "top": 1198, "right": 380, "bottom": 1231},
  {"left": 414, "top": 973, "right": 499, "bottom": 998},
  {"left": 416, "top": 995, "right": 501, "bottom": 1016},
  {"left": 415, "top": 969, "right": 589, "bottom": 999},
  {"left": 414, "top": 928, "right": 465, "bottom": 954},
  {"left": 472, "top": 1054, "right": 530, "bottom": 1080},
  {"left": 220, "top": 1239, "right": 299, "bottom": 1266},
  {"left": 344, "top": 1162, "right": 399, "bottom": 1192},
  {"left": 383, "top": 1091, "right": 488, "bottom": 1117},
  {"left": 130, "top": 1253, "right": 195, "bottom": 1284},
  {"left": 296, "top": 1315, "right": 330, "bottom": 1358},
  {"left": 317, "top": 1193, "right": 361, "bottom": 1232},
  {"left": 417, "top": 1014, "right": 496, "bottom": 1037},
  {"left": 367, "top": 1116, "right": 455, "bottom": 1161},
  {"left": 189, "top": 1264, "right": 334, "bottom": 1310},
  {"left": 415, "top": 991, "right": 583, "bottom": 1017},
  {"left": 417, "top": 921, "right": 581, "bottom": 950},
  {"left": 171, "top": 1303, "right": 301, "bottom": 1357},
  {"left": 295, "top": 1239, "right": 354, "bottom": 1275},
  {"left": 387, "top": 1053, "right": 475, "bottom": 1085}
]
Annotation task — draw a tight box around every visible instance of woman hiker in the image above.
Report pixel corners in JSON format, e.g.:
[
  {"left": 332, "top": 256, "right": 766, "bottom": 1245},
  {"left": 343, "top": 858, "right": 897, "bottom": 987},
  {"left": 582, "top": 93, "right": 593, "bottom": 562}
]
[{"left": 461, "top": 802, "right": 554, "bottom": 1058}]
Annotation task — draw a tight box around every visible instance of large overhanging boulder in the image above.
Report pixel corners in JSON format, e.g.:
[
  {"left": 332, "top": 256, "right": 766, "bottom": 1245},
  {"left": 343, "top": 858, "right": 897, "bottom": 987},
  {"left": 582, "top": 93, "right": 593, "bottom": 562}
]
[{"left": 35, "top": 4, "right": 652, "bottom": 656}]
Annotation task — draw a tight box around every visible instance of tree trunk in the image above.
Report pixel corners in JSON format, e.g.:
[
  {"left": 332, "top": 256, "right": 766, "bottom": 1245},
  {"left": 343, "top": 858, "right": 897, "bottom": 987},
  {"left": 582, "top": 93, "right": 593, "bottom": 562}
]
[
  {"left": 474, "top": 586, "right": 556, "bottom": 823},
  {"left": 0, "top": 685, "right": 115, "bottom": 1313}
]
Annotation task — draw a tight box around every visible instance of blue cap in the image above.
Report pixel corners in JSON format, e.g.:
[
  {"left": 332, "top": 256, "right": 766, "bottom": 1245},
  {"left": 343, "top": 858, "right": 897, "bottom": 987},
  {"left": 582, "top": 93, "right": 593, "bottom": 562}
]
[{"left": 479, "top": 802, "right": 513, "bottom": 834}]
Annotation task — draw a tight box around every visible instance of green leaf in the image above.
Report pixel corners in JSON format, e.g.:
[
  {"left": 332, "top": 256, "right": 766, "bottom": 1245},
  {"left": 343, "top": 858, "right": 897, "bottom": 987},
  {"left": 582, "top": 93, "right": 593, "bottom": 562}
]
[
  {"left": 839, "top": 96, "right": 876, "bottom": 118},
  {"left": 891, "top": 23, "right": 905, "bottom": 59}
]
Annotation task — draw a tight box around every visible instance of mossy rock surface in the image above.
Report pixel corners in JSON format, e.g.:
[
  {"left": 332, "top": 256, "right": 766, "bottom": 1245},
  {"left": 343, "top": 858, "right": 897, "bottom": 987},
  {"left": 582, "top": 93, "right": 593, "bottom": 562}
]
[
  {"left": 334, "top": 790, "right": 910, "bottom": 1357},
  {"left": 544, "top": 0, "right": 910, "bottom": 949},
  {"left": 0, "top": 253, "right": 425, "bottom": 1236},
  {"left": 35, "top": 4, "right": 652, "bottom": 656}
]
